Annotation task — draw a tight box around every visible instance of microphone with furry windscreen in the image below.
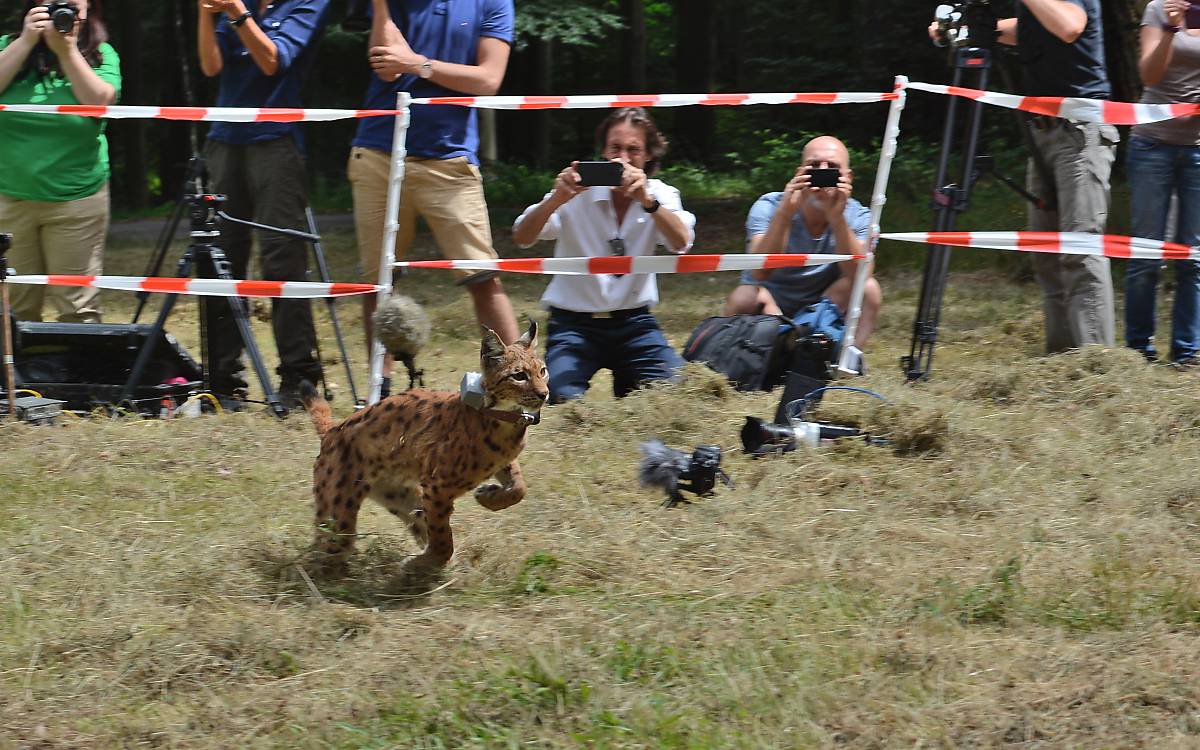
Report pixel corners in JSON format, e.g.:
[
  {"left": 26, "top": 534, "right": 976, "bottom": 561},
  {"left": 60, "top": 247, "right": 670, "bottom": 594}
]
[
  {"left": 372, "top": 294, "right": 431, "bottom": 391},
  {"left": 638, "top": 439, "right": 734, "bottom": 508}
]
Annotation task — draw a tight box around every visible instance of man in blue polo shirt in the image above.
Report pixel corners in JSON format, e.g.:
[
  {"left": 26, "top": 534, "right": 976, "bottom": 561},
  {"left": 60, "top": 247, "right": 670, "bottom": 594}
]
[
  {"left": 349, "top": 0, "right": 519, "bottom": 393},
  {"left": 196, "top": 0, "right": 329, "bottom": 409},
  {"left": 724, "top": 136, "right": 882, "bottom": 357}
]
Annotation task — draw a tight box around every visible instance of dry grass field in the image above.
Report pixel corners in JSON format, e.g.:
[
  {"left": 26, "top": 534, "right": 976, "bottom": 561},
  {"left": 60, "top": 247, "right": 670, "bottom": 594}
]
[{"left": 2, "top": 212, "right": 1200, "bottom": 749}]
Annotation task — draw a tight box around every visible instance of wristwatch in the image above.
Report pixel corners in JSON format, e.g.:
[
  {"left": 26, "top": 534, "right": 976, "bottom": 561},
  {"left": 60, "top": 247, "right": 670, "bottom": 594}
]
[
  {"left": 417, "top": 58, "right": 433, "bottom": 79},
  {"left": 1162, "top": 22, "right": 1182, "bottom": 33},
  {"left": 643, "top": 199, "right": 661, "bottom": 214},
  {"left": 230, "top": 10, "right": 253, "bottom": 27}
]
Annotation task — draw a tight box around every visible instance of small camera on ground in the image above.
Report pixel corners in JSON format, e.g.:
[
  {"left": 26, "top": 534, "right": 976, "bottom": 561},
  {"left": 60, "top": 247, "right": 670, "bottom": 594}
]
[{"left": 43, "top": 0, "right": 78, "bottom": 33}]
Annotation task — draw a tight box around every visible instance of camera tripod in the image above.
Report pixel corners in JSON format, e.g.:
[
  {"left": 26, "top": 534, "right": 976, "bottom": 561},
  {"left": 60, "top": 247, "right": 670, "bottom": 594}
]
[
  {"left": 901, "top": 30, "right": 1052, "bottom": 382},
  {"left": 130, "top": 155, "right": 362, "bottom": 408},
  {"left": 121, "top": 189, "right": 289, "bottom": 417}
]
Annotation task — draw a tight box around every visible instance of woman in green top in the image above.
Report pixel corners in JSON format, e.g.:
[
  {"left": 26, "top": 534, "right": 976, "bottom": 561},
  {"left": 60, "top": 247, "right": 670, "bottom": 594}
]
[{"left": 0, "top": 0, "right": 120, "bottom": 322}]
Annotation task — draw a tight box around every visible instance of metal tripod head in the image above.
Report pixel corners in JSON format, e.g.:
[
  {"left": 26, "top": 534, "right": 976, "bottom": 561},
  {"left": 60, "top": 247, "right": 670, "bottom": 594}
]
[{"left": 186, "top": 192, "right": 226, "bottom": 237}]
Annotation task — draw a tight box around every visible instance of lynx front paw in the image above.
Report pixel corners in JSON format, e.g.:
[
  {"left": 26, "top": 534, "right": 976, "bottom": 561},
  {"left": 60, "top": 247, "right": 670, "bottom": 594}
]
[{"left": 474, "top": 483, "right": 523, "bottom": 511}]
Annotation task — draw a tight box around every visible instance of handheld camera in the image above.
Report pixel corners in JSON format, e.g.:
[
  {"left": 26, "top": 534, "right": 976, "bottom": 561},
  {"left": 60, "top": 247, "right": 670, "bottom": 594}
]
[
  {"left": 43, "top": 0, "right": 78, "bottom": 33},
  {"left": 807, "top": 167, "right": 841, "bottom": 189},
  {"left": 576, "top": 161, "right": 624, "bottom": 187}
]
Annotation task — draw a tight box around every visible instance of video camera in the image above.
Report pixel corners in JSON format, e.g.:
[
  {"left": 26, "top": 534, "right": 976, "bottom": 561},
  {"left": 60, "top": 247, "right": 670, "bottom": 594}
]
[
  {"left": 43, "top": 0, "right": 78, "bottom": 34},
  {"left": 932, "top": 0, "right": 1000, "bottom": 50}
]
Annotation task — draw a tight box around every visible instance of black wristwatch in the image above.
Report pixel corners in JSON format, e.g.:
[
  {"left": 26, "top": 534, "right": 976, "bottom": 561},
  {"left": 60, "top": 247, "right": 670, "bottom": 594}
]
[
  {"left": 643, "top": 199, "right": 661, "bottom": 214},
  {"left": 230, "top": 10, "right": 253, "bottom": 27}
]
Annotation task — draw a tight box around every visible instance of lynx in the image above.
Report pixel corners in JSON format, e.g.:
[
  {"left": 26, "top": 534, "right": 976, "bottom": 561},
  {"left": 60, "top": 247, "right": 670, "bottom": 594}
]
[{"left": 301, "top": 322, "right": 548, "bottom": 572}]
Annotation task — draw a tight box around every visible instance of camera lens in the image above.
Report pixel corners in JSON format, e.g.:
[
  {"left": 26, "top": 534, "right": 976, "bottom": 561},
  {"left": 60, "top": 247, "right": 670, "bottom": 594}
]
[{"left": 47, "top": 1, "right": 77, "bottom": 33}]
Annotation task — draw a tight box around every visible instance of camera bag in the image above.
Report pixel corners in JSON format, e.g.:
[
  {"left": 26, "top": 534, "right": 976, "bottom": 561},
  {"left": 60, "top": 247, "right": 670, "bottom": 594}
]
[{"left": 682, "top": 314, "right": 795, "bottom": 392}]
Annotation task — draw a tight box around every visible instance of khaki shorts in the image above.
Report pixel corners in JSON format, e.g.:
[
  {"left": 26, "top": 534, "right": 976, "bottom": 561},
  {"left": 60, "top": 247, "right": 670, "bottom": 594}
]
[
  {"left": 0, "top": 183, "right": 108, "bottom": 322},
  {"left": 347, "top": 147, "right": 497, "bottom": 283}
]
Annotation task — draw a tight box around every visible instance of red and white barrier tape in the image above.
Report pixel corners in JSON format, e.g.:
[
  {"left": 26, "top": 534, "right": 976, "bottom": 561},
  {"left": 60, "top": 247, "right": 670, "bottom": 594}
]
[
  {"left": 394, "top": 253, "right": 860, "bottom": 275},
  {"left": 908, "top": 82, "right": 1200, "bottom": 125},
  {"left": 411, "top": 92, "right": 898, "bottom": 110},
  {"left": 0, "top": 104, "right": 402, "bottom": 121},
  {"left": 0, "top": 92, "right": 896, "bottom": 121},
  {"left": 880, "top": 232, "right": 1198, "bottom": 260},
  {"left": 13, "top": 87, "right": 1197, "bottom": 124},
  {"left": 5, "top": 275, "right": 383, "bottom": 298}
]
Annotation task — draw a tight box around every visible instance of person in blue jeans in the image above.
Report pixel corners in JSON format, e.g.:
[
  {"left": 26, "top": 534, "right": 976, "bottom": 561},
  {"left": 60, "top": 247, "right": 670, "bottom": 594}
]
[
  {"left": 512, "top": 107, "right": 695, "bottom": 402},
  {"left": 1125, "top": 0, "right": 1200, "bottom": 366}
]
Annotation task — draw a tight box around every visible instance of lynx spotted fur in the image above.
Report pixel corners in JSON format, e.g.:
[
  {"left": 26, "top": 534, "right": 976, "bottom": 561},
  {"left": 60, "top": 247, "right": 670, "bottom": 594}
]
[{"left": 301, "top": 322, "right": 548, "bottom": 572}]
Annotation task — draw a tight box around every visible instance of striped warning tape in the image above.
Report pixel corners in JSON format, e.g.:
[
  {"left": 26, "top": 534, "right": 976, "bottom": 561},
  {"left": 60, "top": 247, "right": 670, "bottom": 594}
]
[
  {"left": 907, "top": 82, "right": 1200, "bottom": 125},
  {"left": 393, "top": 253, "right": 861, "bottom": 275},
  {"left": 880, "top": 232, "right": 1198, "bottom": 260},
  {"left": 4, "top": 275, "right": 383, "bottom": 298}
]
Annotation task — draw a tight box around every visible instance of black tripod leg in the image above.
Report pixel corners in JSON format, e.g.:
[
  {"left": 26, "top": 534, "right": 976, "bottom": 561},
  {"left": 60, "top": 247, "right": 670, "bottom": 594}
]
[
  {"left": 904, "top": 50, "right": 992, "bottom": 382},
  {"left": 206, "top": 244, "right": 287, "bottom": 418},
  {"left": 133, "top": 155, "right": 207, "bottom": 324},
  {"left": 305, "top": 207, "right": 360, "bottom": 404},
  {"left": 121, "top": 252, "right": 195, "bottom": 409},
  {"left": 132, "top": 197, "right": 186, "bottom": 324}
]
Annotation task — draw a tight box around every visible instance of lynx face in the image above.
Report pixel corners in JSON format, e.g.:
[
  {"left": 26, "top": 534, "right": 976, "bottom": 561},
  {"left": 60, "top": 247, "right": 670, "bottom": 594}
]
[{"left": 480, "top": 321, "right": 549, "bottom": 412}]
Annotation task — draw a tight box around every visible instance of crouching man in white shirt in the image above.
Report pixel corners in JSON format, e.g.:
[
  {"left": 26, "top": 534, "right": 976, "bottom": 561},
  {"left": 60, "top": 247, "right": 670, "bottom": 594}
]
[{"left": 512, "top": 107, "right": 696, "bottom": 402}]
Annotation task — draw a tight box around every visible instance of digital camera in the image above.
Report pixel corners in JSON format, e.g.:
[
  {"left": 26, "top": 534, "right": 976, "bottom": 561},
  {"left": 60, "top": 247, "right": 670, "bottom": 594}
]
[{"left": 43, "top": 0, "right": 78, "bottom": 34}]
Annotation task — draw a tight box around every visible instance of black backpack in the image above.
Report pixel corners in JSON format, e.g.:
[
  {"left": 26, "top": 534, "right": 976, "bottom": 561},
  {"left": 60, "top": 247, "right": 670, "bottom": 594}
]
[{"left": 682, "top": 314, "right": 796, "bottom": 392}]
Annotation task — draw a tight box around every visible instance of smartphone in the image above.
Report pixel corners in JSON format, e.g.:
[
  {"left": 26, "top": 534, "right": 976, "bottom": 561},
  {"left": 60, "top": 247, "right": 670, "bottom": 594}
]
[
  {"left": 807, "top": 167, "right": 841, "bottom": 188},
  {"left": 1188, "top": 2, "right": 1200, "bottom": 30},
  {"left": 576, "top": 161, "right": 624, "bottom": 187}
]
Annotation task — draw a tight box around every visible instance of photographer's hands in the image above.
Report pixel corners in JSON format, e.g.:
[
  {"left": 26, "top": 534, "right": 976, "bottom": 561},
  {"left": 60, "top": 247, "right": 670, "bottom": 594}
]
[
  {"left": 804, "top": 163, "right": 852, "bottom": 216},
  {"left": 1165, "top": 0, "right": 1188, "bottom": 27},
  {"left": 19, "top": 6, "right": 50, "bottom": 46},
  {"left": 551, "top": 162, "right": 587, "bottom": 205}
]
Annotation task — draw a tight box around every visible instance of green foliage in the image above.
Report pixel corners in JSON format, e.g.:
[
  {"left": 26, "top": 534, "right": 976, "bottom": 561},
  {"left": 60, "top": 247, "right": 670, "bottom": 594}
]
[
  {"left": 513, "top": 0, "right": 625, "bottom": 50},
  {"left": 482, "top": 161, "right": 556, "bottom": 211}
]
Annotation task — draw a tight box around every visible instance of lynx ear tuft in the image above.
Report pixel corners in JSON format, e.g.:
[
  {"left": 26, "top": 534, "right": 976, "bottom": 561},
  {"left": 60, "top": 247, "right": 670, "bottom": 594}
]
[
  {"left": 516, "top": 319, "right": 538, "bottom": 350},
  {"left": 481, "top": 327, "right": 506, "bottom": 364}
]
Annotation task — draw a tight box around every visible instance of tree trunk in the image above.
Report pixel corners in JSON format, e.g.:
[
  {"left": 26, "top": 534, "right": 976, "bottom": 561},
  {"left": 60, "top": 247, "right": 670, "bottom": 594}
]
[
  {"left": 1103, "top": 0, "right": 1142, "bottom": 103},
  {"left": 479, "top": 109, "right": 498, "bottom": 162},
  {"left": 115, "top": 0, "right": 148, "bottom": 210},
  {"left": 620, "top": 0, "right": 646, "bottom": 91},
  {"left": 534, "top": 38, "right": 553, "bottom": 167},
  {"left": 674, "top": 0, "right": 716, "bottom": 164}
]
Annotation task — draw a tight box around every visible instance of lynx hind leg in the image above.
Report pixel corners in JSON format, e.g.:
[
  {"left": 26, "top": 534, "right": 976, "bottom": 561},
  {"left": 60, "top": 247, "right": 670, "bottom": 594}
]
[
  {"left": 311, "top": 451, "right": 369, "bottom": 567},
  {"left": 375, "top": 482, "right": 428, "bottom": 546},
  {"left": 405, "top": 486, "right": 457, "bottom": 571},
  {"left": 474, "top": 460, "right": 527, "bottom": 512}
]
